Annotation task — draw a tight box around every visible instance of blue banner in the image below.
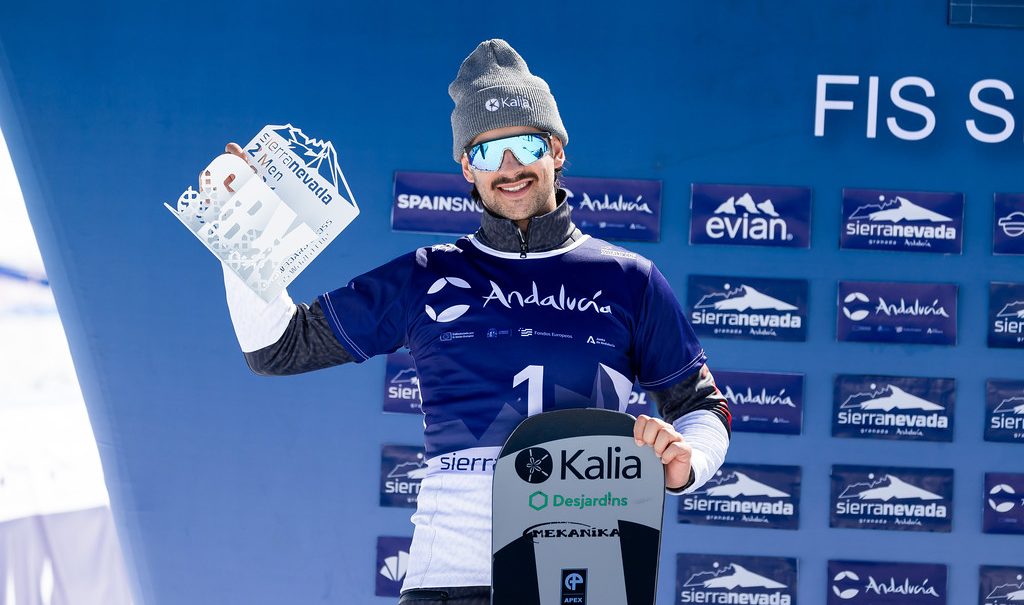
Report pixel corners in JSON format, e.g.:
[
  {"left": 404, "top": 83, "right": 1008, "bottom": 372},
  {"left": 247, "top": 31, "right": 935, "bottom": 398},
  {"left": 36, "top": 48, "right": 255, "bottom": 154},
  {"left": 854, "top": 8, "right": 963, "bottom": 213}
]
[
  {"left": 678, "top": 463, "right": 801, "bottom": 530},
  {"left": 986, "top": 379, "right": 1024, "bottom": 444},
  {"left": 841, "top": 188, "right": 963, "bottom": 254},
  {"left": 714, "top": 370, "right": 803, "bottom": 435},
  {"left": 837, "top": 281, "right": 957, "bottom": 345},
  {"left": 994, "top": 193, "right": 1024, "bottom": 256},
  {"left": 690, "top": 183, "right": 811, "bottom": 248},
  {"left": 626, "top": 383, "right": 653, "bottom": 417},
  {"left": 989, "top": 282, "right": 1024, "bottom": 349},
  {"left": 375, "top": 536, "right": 413, "bottom": 597},
  {"left": 830, "top": 465, "right": 953, "bottom": 532},
  {"left": 828, "top": 560, "right": 947, "bottom": 605},
  {"left": 984, "top": 472, "right": 1024, "bottom": 535},
  {"left": 383, "top": 350, "right": 421, "bottom": 414},
  {"left": 832, "top": 375, "right": 955, "bottom": 442},
  {"left": 979, "top": 565, "right": 1024, "bottom": 605},
  {"left": 676, "top": 553, "right": 798, "bottom": 605},
  {"left": 391, "top": 171, "right": 662, "bottom": 241},
  {"left": 379, "top": 444, "right": 426, "bottom": 508},
  {"left": 688, "top": 275, "right": 808, "bottom": 342}
]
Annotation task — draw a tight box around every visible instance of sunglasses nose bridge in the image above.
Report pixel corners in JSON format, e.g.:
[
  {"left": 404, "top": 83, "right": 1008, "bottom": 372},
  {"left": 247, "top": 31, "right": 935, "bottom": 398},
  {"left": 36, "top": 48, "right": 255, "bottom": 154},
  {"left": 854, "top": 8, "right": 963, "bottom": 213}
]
[{"left": 497, "top": 147, "right": 526, "bottom": 172}]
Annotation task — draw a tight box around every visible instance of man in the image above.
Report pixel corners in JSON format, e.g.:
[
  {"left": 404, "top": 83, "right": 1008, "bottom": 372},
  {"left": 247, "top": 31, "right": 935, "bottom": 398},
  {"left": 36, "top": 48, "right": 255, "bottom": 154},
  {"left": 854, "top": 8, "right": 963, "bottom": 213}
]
[{"left": 221, "top": 39, "right": 730, "bottom": 605}]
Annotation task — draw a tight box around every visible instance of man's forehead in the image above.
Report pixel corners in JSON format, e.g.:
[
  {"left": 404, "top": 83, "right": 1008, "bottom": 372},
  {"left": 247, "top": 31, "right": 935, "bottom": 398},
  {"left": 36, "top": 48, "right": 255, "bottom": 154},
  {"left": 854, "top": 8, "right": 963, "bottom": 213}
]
[{"left": 469, "top": 126, "right": 544, "bottom": 147}]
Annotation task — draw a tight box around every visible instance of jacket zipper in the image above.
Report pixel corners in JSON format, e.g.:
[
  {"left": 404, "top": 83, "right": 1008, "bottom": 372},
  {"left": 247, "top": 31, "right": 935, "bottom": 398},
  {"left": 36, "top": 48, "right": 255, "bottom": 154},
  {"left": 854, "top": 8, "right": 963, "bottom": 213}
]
[{"left": 517, "top": 225, "right": 529, "bottom": 258}]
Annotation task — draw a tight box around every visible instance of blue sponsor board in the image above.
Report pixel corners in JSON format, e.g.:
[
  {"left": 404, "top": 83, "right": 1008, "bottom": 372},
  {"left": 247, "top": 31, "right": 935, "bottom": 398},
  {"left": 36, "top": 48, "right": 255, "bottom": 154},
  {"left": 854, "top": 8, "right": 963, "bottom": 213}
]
[
  {"left": 828, "top": 560, "right": 947, "bottom": 605},
  {"left": 986, "top": 379, "right": 1024, "bottom": 444},
  {"left": 994, "top": 193, "right": 1024, "bottom": 255},
  {"left": 841, "top": 188, "right": 964, "bottom": 254},
  {"left": 989, "top": 282, "right": 1024, "bottom": 349},
  {"left": 626, "top": 383, "right": 653, "bottom": 417},
  {"left": 690, "top": 183, "right": 811, "bottom": 248},
  {"left": 383, "top": 350, "right": 421, "bottom": 414},
  {"left": 677, "top": 553, "right": 798, "bottom": 605},
  {"left": 832, "top": 375, "right": 955, "bottom": 442},
  {"left": 837, "top": 281, "right": 957, "bottom": 346},
  {"left": 678, "top": 463, "right": 801, "bottom": 530},
  {"left": 688, "top": 275, "right": 808, "bottom": 342},
  {"left": 380, "top": 444, "right": 426, "bottom": 508},
  {"left": 830, "top": 465, "right": 953, "bottom": 533},
  {"left": 714, "top": 370, "right": 803, "bottom": 435},
  {"left": 391, "top": 171, "right": 662, "bottom": 242},
  {"left": 980, "top": 565, "right": 1024, "bottom": 605},
  {"left": 375, "top": 536, "right": 413, "bottom": 597},
  {"left": 984, "top": 472, "right": 1024, "bottom": 535}
]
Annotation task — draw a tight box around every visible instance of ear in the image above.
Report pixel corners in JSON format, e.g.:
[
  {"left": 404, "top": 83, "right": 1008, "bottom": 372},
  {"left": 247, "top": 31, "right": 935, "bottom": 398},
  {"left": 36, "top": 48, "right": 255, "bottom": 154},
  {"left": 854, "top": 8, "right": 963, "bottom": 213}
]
[
  {"left": 550, "top": 136, "right": 566, "bottom": 169},
  {"left": 460, "top": 154, "right": 475, "bottom": 183}
]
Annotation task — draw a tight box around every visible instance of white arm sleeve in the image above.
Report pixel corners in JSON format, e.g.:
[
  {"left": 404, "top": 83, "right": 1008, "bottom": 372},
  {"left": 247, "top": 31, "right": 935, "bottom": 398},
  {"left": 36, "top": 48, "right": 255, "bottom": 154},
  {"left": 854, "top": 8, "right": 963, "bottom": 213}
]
[
  {"left": 670, "top": 409, "right": 730, "bottom": 494},
  {"left": 222, "top": 265, "right": 297, "bottom": 353}
]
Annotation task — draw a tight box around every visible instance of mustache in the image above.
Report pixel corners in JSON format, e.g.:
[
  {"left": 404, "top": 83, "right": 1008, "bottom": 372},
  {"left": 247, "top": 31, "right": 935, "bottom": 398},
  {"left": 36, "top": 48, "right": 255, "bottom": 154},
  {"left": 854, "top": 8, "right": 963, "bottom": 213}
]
[{"left": 491, "top": 172, "right": 535, "bottom": 188}]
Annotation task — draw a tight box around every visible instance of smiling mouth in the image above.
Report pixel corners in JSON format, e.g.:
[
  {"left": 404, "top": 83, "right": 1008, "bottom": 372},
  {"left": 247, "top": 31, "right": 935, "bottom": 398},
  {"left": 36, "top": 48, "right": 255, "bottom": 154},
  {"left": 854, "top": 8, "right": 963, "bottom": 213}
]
[{"left": 495, "top": 178, "right": 534, "bottom": 196}]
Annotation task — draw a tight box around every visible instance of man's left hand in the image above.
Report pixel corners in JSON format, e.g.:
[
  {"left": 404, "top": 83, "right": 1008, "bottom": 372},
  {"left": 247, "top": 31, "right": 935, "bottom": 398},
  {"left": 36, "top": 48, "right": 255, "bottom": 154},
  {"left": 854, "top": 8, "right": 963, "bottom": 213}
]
[{"left": 633, "top": 414, "right": 692, "bottom": 490}]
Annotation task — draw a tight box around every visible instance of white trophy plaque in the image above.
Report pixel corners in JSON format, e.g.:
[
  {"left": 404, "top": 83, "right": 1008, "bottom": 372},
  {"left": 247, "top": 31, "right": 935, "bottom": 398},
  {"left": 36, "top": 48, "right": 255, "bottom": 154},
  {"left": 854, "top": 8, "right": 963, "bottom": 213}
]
[{"left": 166, "top": 124, "right": 359, "bottom": 301}]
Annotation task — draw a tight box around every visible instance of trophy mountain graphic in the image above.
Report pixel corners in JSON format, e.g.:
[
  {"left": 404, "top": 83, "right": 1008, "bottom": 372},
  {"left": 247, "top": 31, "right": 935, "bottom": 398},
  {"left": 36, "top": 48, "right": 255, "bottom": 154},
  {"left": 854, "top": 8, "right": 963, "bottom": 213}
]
[
  {"left": 695, "top": 285, "right": 797, "bottom": 312},
  {"left": 997, "top": 302, "right": 1024, "bottom": 319},
  {"left": 840, "top": 384, "right": 944, "bottom": 412},
  {"left": 696, "top": 471, "right": 789, "bottom": 498},
  {"left": 839, "top": 474, "right": 943, "bottom": 501},
  {"left": 380, "top": 550, "right": 410, "bottom": 582},
  {"left": 684, "top": 564, "right": 786, "bottom": 590},
  {"left": 998, "top": 211, "right": 1024, "bottom": 237},
  {"left": 849, "top": 196, "right": 952, "bottom": 222},
  {"left": 994, "top": 397, "right": 1024, "bottom": 415},
  {"left": 272, "top": 124, "right": 350, "bottom": 201},
  {"left": 713, "top": 193, "right": 780, "bottom": 217}
]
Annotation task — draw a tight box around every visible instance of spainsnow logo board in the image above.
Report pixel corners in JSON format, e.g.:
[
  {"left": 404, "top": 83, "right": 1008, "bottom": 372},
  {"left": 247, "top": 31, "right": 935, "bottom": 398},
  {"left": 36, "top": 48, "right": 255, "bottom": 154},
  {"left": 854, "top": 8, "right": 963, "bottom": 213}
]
[
  {"left": 984, "top": 472, "right": 1024, "bottom": 535},
  {"left": 832, "top": 375, "right": 955, "bottom": 442},
  {"left": 391, "top": 171, "right": 662, "bottom": 242},
  {"left": 379, "top": 444, "right": 426, "bottom": 508},
  {"left": 687, "top": 276, "right": 808, "bottom": 342},
  {"left": 840, "top": 188, "right": 963, "bottom": 254},
  {"left": 678, "top": 463, "right": 801, "bottom": 530},
  {"left": 980, "top": 565, "right": 1024, "bottom": 605},
  {"left": 989, "top": 282, "right": 1024, "bottom": 349},
  {"left": 994, "top": 193, "right": 1024, "bottom": 255},
  {"left": 383, "top": 350, "right": 421, "bottom": 414},
  {"left": 689, "top": 183, "right": 811, "bottom": 248},
  {"left": 714, "top": 370, "right": 803, "bottom": 435},
  {"left": 837, "top": 281, "right": 957, "bottom": 346},
  {"left": 830, "top": 465, "right": 953, "bottom": 532},
  {"left": 986, "top": 379, "right": 1024, "bottom": 444},
  {"left": 375, "top": 536, "right": 412, "bottom": 597},
  {"left": 676, "top": 553, "right": 798, "bottom": 605},
  {"left": 828, "top": 560, "right": 946, "bottom": 604}
]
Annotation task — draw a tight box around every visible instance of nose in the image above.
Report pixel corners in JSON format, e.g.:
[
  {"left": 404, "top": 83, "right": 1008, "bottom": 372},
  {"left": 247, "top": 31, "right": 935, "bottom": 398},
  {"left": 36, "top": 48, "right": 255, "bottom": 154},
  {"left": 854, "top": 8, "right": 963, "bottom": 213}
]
[{"left": 497, "top": 148, "right": 524, "bottom": 173}]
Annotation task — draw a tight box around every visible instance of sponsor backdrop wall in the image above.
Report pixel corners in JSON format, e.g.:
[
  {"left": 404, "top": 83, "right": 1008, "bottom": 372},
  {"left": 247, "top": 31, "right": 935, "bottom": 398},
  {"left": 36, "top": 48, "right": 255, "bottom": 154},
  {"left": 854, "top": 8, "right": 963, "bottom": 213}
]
[{"left": 0, "top": 2, "right": 1019, "bottom": 604}]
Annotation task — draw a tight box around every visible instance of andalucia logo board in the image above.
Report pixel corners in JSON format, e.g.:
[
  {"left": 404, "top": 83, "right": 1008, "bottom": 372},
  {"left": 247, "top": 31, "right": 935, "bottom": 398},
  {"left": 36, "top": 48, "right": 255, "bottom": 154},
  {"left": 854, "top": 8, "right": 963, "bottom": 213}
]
[
  {"left": 837, "top": 281, "right": 957, "bottom": 346},
  {"left": 994, "top": 193, "right": 1024, "bottom": 255},
  {"left": 713, "top": 370, "right": 804, "bottom": 435},
  {"left": 828, "top": 560, "right": 946, "bottom": 605},
  {"left": 375, "top": 536, "right": 412, "bottom": 597},
  {"left": 983, "top": 472, "right": 1024, "bottom": 535}
]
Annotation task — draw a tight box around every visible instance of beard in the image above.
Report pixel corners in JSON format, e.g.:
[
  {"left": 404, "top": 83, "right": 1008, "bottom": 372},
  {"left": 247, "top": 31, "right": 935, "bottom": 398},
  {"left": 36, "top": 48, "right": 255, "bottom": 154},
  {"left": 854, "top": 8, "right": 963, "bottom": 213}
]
[{"left": 474, "top": 170, "right": 557, "bottom": 222}]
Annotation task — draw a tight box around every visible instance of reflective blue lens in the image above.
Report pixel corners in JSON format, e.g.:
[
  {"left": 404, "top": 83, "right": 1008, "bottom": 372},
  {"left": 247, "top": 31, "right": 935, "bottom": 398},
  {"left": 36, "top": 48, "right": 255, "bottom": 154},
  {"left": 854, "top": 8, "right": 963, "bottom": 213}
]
[{"left": 467, "top": 133, "right": 549, "bottom": 171}]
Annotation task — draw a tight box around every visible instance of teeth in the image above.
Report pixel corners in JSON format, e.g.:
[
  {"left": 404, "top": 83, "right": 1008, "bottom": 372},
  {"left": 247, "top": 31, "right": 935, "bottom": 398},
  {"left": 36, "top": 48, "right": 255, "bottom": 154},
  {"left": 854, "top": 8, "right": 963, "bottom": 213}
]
[{"left": 499, "top": 182, "right": 528, "bottom": 192}]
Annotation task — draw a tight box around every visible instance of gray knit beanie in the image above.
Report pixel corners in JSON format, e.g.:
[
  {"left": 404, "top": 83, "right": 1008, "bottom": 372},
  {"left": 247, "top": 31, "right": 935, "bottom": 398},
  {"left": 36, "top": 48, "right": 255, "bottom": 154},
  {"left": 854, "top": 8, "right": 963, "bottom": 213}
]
[{"left": 449, "top": 39, "right": 568, "bottom": 163}]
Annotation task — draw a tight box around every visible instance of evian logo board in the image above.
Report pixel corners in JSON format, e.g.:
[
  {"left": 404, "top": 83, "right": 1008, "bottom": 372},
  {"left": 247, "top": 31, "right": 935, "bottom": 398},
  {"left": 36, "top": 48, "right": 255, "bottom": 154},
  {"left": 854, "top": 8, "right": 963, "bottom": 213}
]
[
  {"left": 840, "top": 188, "right": 963, "bottom": 254},
  {"left": 832, "top": 375, "right": 955, "bottom": 442},
  {"left": 828, "top": 560, "right": 946, "bottom": 605},
  {"left": 986, "top": 379, "right": 1024, "bottom": 444},
  {"left": 678, "top": 463, "right": 801, "bottom": 530},
  {"left": 830, "top": 465, "right": 953, "bottom": 532},
  {"left": 676, "top": 553, "right": 798, "bottom": 605},
  {"left": 690, "top": 183, "right": 811, "bottom": 248},
  {"left": 994, "top": 193, "right": 1024, "bottom": 255},
  {"left": 713, "top": 370, "right": 804, "bottom": 435},
  {"left": 837, "top": 281, "right": 957, "bottom": 346},
  {"left": 687, "top": 276, "right": 808, "bottom": 342},
  {"left": 988, "top": 282, "right": 1024, "bottom": 349},
  {"left": 391, "top": 171, "right": 662, "bottom": 242},
  {"left": 979, "top": 565, "right": 1024, "bottom": 605},
  {"left": 375, "top": 536, "right": 413, "bottom": 597}
]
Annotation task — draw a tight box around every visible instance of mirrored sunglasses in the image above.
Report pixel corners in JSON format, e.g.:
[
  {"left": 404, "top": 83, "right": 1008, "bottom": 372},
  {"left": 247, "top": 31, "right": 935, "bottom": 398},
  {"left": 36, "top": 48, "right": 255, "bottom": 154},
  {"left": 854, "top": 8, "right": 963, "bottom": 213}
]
[{"left": 465, "top": 132, "right": 550, "bottom": 172}]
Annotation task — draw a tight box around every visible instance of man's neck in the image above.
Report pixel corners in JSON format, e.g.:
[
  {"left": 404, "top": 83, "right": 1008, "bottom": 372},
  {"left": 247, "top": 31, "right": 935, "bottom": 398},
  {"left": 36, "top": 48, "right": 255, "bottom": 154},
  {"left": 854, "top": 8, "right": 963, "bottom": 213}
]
[{"left": 476, "top": 189, "right": 581, "bottom": 254}]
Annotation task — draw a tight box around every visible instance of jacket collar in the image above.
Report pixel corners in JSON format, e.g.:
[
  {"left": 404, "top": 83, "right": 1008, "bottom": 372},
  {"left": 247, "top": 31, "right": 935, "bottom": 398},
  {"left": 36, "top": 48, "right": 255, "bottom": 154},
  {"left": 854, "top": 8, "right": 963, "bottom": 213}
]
[{"left": 475, "top": 189, "right": 581, "bottom": 254}]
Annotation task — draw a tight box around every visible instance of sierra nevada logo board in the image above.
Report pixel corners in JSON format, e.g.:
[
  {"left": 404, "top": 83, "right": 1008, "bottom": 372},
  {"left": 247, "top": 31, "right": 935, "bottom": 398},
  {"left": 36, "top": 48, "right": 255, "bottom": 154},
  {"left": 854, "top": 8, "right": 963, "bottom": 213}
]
[
  {"left": 828, "top": 560, "right": 947, "bottom": 605},
  {"left": 676, "top": 553, "right": 798, "bottom": 605},
  {"left": 985, "top": 379, "right": 1024, "bottom": 444},
  {"left": 840, "top": 188, "right": 963, "bottom": 254},
  {"left": 714, "top": 370, "right": 804, "bottom": 435},
  {"left": 979, "top": 565, "right": 1024, "bottom": 605},
  {"left": 988, "top": 282, "right": 1024, "bottom": 349},
  {"left": 379, "top": 445, "right": 427, "bottom": 508},
  {"left": 492, "top": 409, "right": 665, "bottom": 605},
  {"left": 678, "top": 463, "right": 801, "bottom": 530},
  {"left": 830, "top": 465, "right": 953, "bottom": 532},
  {"left": 832, "top": 375, "right": 955, "bottom": 442},
  {"left": 690, "top": 183, "right": 811, "bottom": 248},
  {"left": 383, "top": 350, "right": 421, "bottom": 414},
  {"left": 687, "top": 276, "right": 808, "bottom": 342}
]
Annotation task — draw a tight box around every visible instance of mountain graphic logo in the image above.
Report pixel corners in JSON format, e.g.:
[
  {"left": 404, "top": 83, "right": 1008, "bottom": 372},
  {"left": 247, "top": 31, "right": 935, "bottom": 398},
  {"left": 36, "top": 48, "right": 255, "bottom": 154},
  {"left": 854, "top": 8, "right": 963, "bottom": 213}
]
[
  {"left": 997, "top": 301, "right": 1024, "bottom": 319},
  {"left": 694, "top": 284, "right": 797, "bottom": 312},
  {"left": 271, "top": 124, "right": 352, "bottom": 204},
  {"left": 713, "top": 193, "right": 780, "bottom": 217},
  {"left": 849, "top": 195, "right": 952, "bottom": 223},
  {"left": 998, "top": 211, "right": 1024, "bottom": 237},
  {"left": 994, "top": 397, "right": 1024, "bottom": 415},
  {"left": 985, "top": 578, "right": 1024, "bottom": 603},
  {"left": 390, "top": 369, "right": 419, "bottom": 385},
  {"left": 425, "top": 277, "right": 472, "bottom": 323},
  {"left": 840, "top": 384, "right": 944, "bottom": 412},
  {"left": 839, "top": 474, "right": 942, "bottom": 501},
  {"left": 379, "top": 550, "right": 410, "bottom": 582},
  {"left": 388, "top": 459, "right": 428, "bottom": 481},
  {"left": 684, "top": 563, "right": 786, "bottom": 590},
  {"left": 695, "top": 471, "right": 790, "bottom": 498}
]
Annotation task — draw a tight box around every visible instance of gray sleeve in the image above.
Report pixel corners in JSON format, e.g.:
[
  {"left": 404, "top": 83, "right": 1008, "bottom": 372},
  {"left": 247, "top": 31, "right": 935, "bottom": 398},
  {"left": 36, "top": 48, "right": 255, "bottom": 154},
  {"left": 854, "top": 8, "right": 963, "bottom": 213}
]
[
  {"left": 243, "top": 299, "right": 355, "bottom": 376},
  {"left": 647, "top": 364, "right": 732, "bottom": 435}
]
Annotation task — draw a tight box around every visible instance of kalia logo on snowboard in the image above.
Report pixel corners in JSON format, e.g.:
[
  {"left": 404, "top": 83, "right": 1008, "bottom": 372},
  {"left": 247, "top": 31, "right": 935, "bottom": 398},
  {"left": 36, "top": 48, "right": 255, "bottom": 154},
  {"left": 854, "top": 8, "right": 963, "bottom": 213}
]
[{"left": 690, "top": 183, "right": 811, "bottom": 248}]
